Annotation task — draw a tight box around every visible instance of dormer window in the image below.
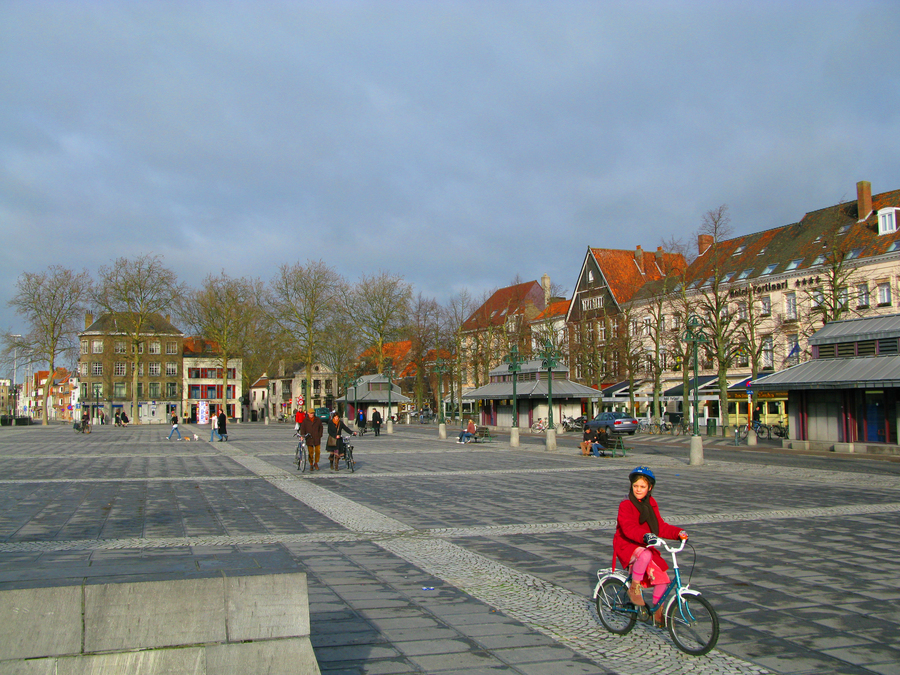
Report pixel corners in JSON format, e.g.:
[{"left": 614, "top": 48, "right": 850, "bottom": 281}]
[
  {"left": 837, "top": 224, "right": 850, "bottom": 235},
  {"left": 878, "top": 208, "right": 898, "bottom": 235},
  {"left": 732, "top": 245, "right": 745, "bottom": 257},
  {"left": 760, "top": 263, "right": 778, "bottom": 276},
  {"left": 845, "top": 247, "right": 863, "bottom": 261},
  {"left": 757, "top": 247, "right": 767, "bottom": 256},
  {"left": 889, "top": 241, "right": 900, "bottom": 253},
  {"left": 722, "top": 272, "right": 735, "bottom": 283},
  {"left": 812, "top": 254, "right": 826, "bottom": 266},
  {"left": 737, "top": 268, "right": 753, "bottom": 280},
  {"left": 786, "top": 259, "right": 803, "bottom": 271}
]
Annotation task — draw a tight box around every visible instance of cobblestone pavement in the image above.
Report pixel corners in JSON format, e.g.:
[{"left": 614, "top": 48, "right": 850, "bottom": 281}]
[{"left": 1, "top": 423, "right": 899, "bottom": 674}]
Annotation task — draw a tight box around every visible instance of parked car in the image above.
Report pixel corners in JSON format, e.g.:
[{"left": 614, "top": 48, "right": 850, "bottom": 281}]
[{"left": 586, "top": 411, "right": 638, "bottom": 435}]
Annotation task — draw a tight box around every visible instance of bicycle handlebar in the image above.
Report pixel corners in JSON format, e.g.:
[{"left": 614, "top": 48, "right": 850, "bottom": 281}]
[{"left": 645, "top": 535, "right": 687, "bottom": 554}]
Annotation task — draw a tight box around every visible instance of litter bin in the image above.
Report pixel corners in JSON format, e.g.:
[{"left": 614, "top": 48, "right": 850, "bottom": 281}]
[{"left": 706, "top": 419, "right": 717, "bottom": 436}]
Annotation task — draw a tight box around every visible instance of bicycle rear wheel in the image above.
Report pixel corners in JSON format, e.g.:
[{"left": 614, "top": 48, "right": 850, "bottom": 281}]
[
  {"left": 595, "top": 577, "right": 637, "bottom": 635},
  {"left": 755, "top": 425, "right": 770, "bottom": 440},
  {"left": 667, "top": 593, "right": 719, "bottom": 655}
]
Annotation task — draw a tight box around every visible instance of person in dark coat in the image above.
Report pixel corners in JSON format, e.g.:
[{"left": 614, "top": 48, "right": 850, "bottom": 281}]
[
  {"left": 371, "top": 409, "right": 382, "bottom": 436},
  {"left": 217, "top": 409, "right": 228, "bottom": 442},
  {"left": 300, "top": 409, "right": 324, "bottom": 471},
  {"left": 326, "top": 412, "right": 355, "bottom": 471}
]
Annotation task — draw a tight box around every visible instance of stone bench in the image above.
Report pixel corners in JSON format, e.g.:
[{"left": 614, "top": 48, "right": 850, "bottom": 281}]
[{"left": 0, "top": 573, "right": 320, "bottom": 674}]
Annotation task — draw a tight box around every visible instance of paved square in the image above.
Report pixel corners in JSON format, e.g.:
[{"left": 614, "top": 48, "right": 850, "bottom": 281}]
[{"left": 1, "top": 423, "right": 899, "bottom": 674}]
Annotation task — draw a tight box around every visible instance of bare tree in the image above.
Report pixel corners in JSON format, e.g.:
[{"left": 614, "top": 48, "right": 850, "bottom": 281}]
[
  {"left": 345, "top": 271, "right": 412, "bottom": 373},
  {"left": 440, "top": 289, "right": 475, "bottom": 422},
  {"left": 695, "top": 206, "right": 740, "bottom": 427},
  {"left": 92, "top": 254, "right": 185, "bottom": 423},
  {"left": 404, "top": 292, "right": 441, "bottom": 409},
  {"left": 264, "top": 260, "right": 344, "bottom": 407},
  {"left": 180, "top": 273, "right": 264, "bottom": 415},
  {"left": 6, "top": 266, "right": 90, "bottom": 424}
]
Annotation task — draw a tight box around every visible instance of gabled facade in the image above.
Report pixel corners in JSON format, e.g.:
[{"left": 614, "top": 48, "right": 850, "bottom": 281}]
[
  {"left": 461, "top": 276, "right": 551, "bottom": 388},
  {"left": 249, "top": 374, "right": 269, "bottom": 421},
  {"left": 566, "top": 245, "right": 685, "bottom": 390}
]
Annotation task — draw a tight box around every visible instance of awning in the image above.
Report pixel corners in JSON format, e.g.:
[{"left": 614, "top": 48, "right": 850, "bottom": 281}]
[
  {"left": 752, "top": 355, "right": 900, "bottom": 391},
  {"left": 663, "top": 375, "right": 717, "bottom": 397},
  {"left": 461, "top": 379, "right": 601, "bottom": 400}
]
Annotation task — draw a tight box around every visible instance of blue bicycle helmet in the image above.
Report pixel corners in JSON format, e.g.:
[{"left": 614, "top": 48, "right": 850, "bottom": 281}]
[{"left": 629, "top": 466, "right": 656, "bottom": 486}]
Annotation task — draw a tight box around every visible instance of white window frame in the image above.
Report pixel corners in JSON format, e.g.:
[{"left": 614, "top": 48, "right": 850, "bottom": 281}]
[
  {"left": 166, "top": 362, "right": 178, "bottom": 377},
  {"left": 80, "top": 340, "right": 89, "bottom": 355},
  {"left": 114, "top": 362, "right": 127, "bottom": 376},
  {"left": 149, "top": 341, "right": 161, "bottom": 355},
  {"left": 878, "top": 208, "right": 898, "bottom": 235},
  {"left": 878, "top": 282, "right": 892, "bottom": 306},
  {"left": 858, "top": 283, "right": 870, "bottom": 307},
  {"left": 92, "top": 340, "right": 103, "bottom": 354},
  {"left": 760, "top": 295, "right": 771, "bottom": 316},
  {"left": 92, "top": 362, "right": 103, "bottom": 376},
  {"left": 784, "top": 292, "right": 797, "bottom": 320},
  {"left": 166, "top": 341, "right": 178, "bottom": 355}
]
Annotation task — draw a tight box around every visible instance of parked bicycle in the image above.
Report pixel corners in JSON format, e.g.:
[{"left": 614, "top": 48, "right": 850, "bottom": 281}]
[
  {"left": 637, "top": 419, "right": 652, "bottom": 434},
  {"left": 770, "top": 420, "right": 789, "bottom": 438},
  {"left": 594, "top": 535, "right": 719, "bottom": 655},
  {"left": 651, "top": 417, "right": 673, "bottom": 434},
  {"left": 531, "top": 418, "right": 547, "bottom": 433}
]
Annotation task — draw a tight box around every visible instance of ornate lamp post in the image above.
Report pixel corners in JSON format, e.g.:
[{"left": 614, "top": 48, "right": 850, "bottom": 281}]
[
  {"left": 384, "top": 361, "right": 394, "bottom": 434},
  {"left": 537, "top": 339, "right": 561, "bottom": 429},
  {"left": 682, "top": 315, "right": 708, "bottom": 465},
  {"left": 339, "top": 373, "right": 353, "bottom": 418},
  {"left": 503, "top": 344, "right": 524, "bottom": 448},
  {"left": 537, "top": 339, "right": 562, "bottom": 451},
  {"left": 433, "top": 358, "right": 451, "bottom": 439}
]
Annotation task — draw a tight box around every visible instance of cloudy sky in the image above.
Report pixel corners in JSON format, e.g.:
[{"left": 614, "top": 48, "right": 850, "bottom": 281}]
[{"left": 2, "top": 1, "right": 900, "bottom": 360}]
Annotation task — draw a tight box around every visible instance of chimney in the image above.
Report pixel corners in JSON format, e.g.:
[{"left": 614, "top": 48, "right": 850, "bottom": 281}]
[
  {"left": 634, "top": 246, "right": 644, "bottom": 273},
  {"left": 698, "top": 234, "right": 714, "bottom": 255},
  {"left": 541, "top": 273, "right": 551, "bottom": 307},
  {"left": 85, "top": 312, "right": 93, "bottom": 330},
  {"left": 857, "top": 180, "right": 872, "bottom": 221},
  {"left": 656, "top": 246, "right": 664, "bottom": 265}
]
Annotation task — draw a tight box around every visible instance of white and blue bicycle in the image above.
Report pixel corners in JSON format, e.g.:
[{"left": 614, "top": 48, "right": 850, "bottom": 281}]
[{"left": 593, "top": 535, "right": 719, "bottom": 655}]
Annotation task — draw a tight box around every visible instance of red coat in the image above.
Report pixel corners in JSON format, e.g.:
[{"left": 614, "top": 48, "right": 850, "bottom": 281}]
[{"left": 613, "top": 495, "right": 683, "bottom": 575}]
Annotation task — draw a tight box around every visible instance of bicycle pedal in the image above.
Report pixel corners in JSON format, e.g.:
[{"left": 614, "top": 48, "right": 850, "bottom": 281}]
[{"left": 636, "top": 606, "right": 650, "bottom": 622}]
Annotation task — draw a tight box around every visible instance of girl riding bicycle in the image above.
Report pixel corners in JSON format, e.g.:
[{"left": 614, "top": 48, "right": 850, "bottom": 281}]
[{"left": 613, "top": 466, "right": 688, "bottom": 627}]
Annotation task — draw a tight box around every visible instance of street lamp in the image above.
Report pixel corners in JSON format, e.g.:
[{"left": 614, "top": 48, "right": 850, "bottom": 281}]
[
  {"left": 384, "top": 361, "right": 394, "bottom": 433},
  {"left": 503, "top": 345, "right": 524, "bottom": 427},
  {"left": 433, "top": 358, "right": 451, "bottom": 439},
  {"left": 537, "top": 338, "right": 562, "bottom": 430},
  {"left": 433, "top": 358, "right": 450, "bottom": 424},
  {"left": 11, "top": 335, "right": 21, "bottom": 420},
  {"left": 682, "top": 315, "right": 708, "bottom": 465}
]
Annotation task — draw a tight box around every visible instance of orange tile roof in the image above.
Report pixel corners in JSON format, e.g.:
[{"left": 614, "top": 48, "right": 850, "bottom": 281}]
[
  {"left": 591, "top": 248, "right": 686, "bottom": 305},
  {"left": 533, "top": 299, "right": 571, "bottom": 321},
  {"left": 462, "top": 281, "right": 544, "bottom": 331}
]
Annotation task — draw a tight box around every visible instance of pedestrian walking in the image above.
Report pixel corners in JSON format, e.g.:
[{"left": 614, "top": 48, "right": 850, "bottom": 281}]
[
  {"left": 217, "top": 408, "right": 228, "bottom": 442},
  {"left": 301, "top": 408, "right": 324, "bottom": 471},
  {"left": 167, "top": 411, "right": 182, "bottom": 440},
  {"left": 209, "top": 412, "right": 220, "bottom": 442},
  {"left": 371, "top": 409, "right": 382, "bottom": 436}
]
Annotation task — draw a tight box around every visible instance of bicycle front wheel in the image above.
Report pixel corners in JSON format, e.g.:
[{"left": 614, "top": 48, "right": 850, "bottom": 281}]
[
  {"left": 667, "top": 593, "right": 719, "bottom": 656},
  {"left": 345, "top": 448, "right": 355, "bottom": 472},
  {"left": 755, "top": 425, "right": 770, "bottom": 440},
  {"left": 596, "top": 577, "right": 637, "bottom": 635},
  {"left": 297, "top": 445, "right": 307, "bottom": 473}
]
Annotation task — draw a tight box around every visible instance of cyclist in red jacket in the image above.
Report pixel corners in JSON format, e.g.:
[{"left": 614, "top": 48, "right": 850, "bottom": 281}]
[{"left": 613, "top": 467, "right": 688, "bottom": 626}]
